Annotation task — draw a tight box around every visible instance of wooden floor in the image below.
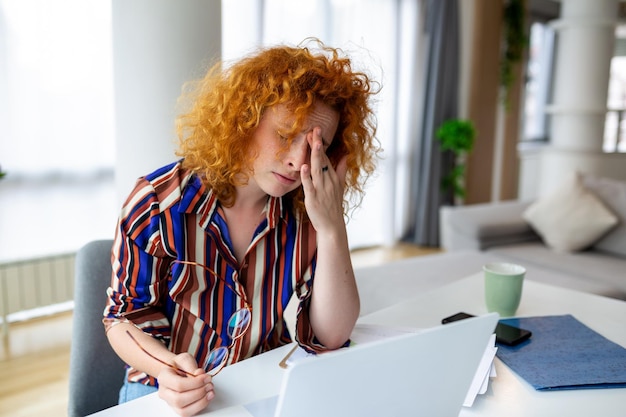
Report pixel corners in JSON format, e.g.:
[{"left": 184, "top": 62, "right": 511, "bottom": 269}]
[
  {"left": 0, "top": 243, "right": 439, "bottom": 417},
  {"left": 0, "top": 312, "right": 73, "bottom": 417}
]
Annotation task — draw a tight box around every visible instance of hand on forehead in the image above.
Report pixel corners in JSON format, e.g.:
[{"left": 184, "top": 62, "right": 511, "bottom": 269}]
[{"left": 273, "top": 102, "right": 340, "bottom": 147}]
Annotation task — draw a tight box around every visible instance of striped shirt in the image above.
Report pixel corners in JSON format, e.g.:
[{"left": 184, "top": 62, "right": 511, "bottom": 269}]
[{"left": 103, "top": 160, "right": 326, "bottom": 385}]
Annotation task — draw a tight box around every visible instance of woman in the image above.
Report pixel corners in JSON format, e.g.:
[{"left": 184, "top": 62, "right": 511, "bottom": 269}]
[{"left": 104, "top": 40, "right": 380, "bottom": 417}]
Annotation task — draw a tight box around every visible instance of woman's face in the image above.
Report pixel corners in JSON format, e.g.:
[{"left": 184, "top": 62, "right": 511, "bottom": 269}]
[{"left": 247, "top": 101, "right": 340, "bottom": 198}]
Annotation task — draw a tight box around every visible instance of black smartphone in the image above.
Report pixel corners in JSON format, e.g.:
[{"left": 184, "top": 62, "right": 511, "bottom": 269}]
[{"left": 442, "top": 312, "right": 532, "bottom": 346}]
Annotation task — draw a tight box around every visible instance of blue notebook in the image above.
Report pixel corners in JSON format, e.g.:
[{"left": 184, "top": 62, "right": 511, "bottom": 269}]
[{"left": 495, "top": 315, "right": 626, "bottom": 391}]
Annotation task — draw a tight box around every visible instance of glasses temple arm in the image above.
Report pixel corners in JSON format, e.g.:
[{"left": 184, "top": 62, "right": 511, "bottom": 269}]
[{"left": 126, "top": 330, "right": 195, "bottom": 377}]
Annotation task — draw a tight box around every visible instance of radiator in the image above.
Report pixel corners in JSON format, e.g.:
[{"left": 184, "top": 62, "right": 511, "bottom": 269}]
[{"left": 0, "top": 252, "right": 76, "bottom": 337}]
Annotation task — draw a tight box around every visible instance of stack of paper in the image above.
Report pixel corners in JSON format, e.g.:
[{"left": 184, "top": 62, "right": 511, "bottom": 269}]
[{"left": 463, "top": 334, "right": 497, "bottom": 407}]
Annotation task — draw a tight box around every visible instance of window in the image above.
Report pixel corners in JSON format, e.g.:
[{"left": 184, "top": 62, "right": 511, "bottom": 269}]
[
  {"left": 522, "top": 18, "right": 626, "bottom": 153},
  {"left": 0, "top": 0, "right": 114, "bottom": 177},
  {"left": 0, "top": 0, "right": 116, "bottom": 261},
  {"left": 522, "top": 21, "right": 555, "bottom": 143},
  {"left": 604, "top": 24, "right": 626, "bottom": 152}
]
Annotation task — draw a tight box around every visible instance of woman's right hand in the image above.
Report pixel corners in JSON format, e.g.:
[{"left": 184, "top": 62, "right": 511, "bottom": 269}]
[{"left": 156, "top": 352, "right": 215, "bottom": 417}]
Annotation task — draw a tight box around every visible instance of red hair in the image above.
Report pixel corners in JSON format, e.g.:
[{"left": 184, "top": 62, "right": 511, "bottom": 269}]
[{"left": 176, "top": 40, "right": 380, "bottom": 213}]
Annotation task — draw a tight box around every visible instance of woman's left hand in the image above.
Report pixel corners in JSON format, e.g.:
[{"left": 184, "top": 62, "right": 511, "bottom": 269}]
[
  {"left": 300, "top": 127, "right": 348, "bottom": 234},
  {"left": 300, "top": 127, "right": 359, "bottom": 350}
]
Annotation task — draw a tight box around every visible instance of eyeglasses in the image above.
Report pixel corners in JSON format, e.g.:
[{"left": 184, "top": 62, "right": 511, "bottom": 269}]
[
  {"left": 126, "top": 330, "right": 195, "bottom": 376},
  {"left": 126, "top": 260, "right": 252, "bottom": 377}
]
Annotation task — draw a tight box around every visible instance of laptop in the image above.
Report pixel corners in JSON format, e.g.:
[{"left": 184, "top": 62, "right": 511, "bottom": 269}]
[{"left": 245, "top": 313, "right": 498, "bottom": 417}]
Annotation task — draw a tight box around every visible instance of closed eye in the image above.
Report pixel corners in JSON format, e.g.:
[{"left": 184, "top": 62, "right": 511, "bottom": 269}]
[{"left": 277, "top": 131, "right": 289, "bottom": 141}]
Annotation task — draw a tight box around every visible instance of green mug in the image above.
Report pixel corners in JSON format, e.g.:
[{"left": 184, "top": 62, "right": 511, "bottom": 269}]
[{"left": 484, "top": 262, "right": 526, "bottom": 317}]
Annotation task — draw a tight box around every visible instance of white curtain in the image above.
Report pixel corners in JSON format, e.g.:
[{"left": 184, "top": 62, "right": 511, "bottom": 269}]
[
  {"left": 0, "top": 0, "right": 114, "bottom": 177},
  {"left": 223, "top": 0, "right": 426, "bottom": 249}
]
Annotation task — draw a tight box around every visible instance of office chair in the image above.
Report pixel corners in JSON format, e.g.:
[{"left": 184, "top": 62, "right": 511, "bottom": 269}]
[{"left": 68, "top": 239, "right": 125, "bottom": 417}]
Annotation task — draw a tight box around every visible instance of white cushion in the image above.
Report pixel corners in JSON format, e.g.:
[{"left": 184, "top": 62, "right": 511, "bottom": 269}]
[
  {"left": 582, "top": 174, "right": 626, "bottom": 258},
  {"left": 523, "top": 172, "right": 618, "bottom": 252}
]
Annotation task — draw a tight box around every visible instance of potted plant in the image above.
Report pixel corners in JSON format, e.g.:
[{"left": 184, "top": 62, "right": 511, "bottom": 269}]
[
  {"left": 436, "top": 119, "right": 476, "bottom": 202},
  {"left": 500, "top": 0, "right": 528, "bottom": 109}
]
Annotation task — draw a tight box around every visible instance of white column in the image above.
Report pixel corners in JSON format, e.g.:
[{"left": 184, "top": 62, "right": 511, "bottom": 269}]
[
  {"left": 112, "top": 0, "right": 221, "bottom": 205},
  {"left": 538, "top": 0, "right": 626, "bottom": 195}
]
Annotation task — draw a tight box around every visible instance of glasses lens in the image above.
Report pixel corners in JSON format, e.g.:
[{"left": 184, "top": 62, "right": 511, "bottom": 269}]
[
  {"left": 204, "top": 346, "right": 228, "bottom": 374},
  {"left": 228, "top": 308, "right": 251, "bottom": 340}
]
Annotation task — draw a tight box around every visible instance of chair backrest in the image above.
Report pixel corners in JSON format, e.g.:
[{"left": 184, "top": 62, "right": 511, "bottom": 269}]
[{"left": 68, "top": 239, "right": 126, "bottom": 417}]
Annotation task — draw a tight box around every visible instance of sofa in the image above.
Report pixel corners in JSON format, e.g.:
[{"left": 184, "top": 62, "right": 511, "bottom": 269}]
[{"left": 439, "top": 172, "right": 626, "bottom": 301}]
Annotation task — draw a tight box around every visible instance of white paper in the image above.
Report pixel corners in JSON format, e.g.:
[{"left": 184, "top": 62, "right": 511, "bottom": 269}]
[{"left": 463, "top": 334, "right": 498, "bottom": 407}]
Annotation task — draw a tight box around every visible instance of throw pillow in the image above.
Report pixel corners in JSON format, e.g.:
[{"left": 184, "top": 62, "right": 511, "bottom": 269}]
[
  {"left": 523, "top": 172, "right": 618, "bottom": 252},
  {"left": 582, "top": 174, "right": 626, "bottom": 258}
]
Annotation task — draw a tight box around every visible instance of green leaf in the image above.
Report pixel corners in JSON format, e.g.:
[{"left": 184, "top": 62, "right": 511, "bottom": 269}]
[{"left": 435, "top": 119, "right": 476, "bottom": 154}]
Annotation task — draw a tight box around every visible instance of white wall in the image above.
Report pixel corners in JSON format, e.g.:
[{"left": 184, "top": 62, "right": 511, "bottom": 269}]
[{"left": 111, "top": 0, "right": 221, "bottom": 205}]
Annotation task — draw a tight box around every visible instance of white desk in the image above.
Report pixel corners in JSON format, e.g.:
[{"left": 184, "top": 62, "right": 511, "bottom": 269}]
[
  {"left": 89, "top": 272, "right": 626, "bottom": 417},
  {"left": 358, "top": 273, "right": 626, "bottom": 417}
]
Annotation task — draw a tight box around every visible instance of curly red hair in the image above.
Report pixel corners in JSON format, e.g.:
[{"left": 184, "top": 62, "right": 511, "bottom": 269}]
[{"left": 176, "top": 40, "right": 380, "bottom": 213}]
